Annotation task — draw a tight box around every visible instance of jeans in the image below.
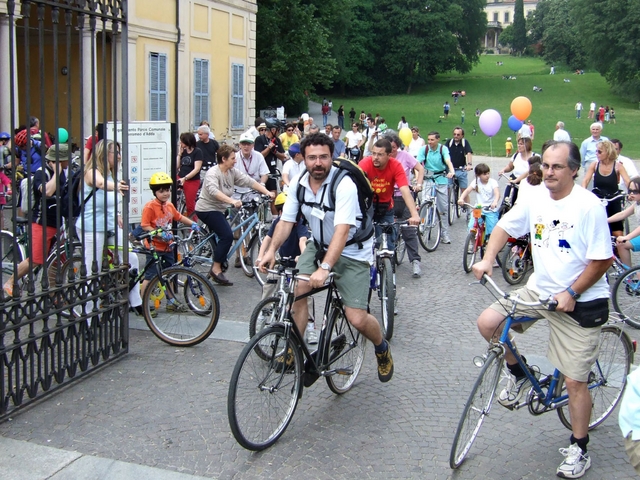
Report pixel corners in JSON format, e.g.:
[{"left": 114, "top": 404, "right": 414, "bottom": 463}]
[
  {"left": 338, "top": 116, "right": 344, "bottom": 130},
  {"left": 374, "top": 209, "right": 396, "bottom": 252},
  {"left": 195, "top": 210, "right": 233, "bottom": 264},
  {"left": 322, "top": 114, "right": 328, "bottom": 126}
]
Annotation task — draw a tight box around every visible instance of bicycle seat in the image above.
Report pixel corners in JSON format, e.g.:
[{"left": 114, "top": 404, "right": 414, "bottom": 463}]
[{"left": 14, "top": 216, "right": 28, "bottom": 225}]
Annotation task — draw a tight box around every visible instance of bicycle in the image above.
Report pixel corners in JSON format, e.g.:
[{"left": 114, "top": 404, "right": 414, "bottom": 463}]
[
  {"left": 417, "top": 174, "right": 443, "bottom": 252},
  {"left": 450, "top": 274, "right": 634, "bottom": 469},
  {"left": 67, "top": 227, "right": 221, "bottom": 346},
  {"left": 497, "top": 174, "right": 519, "bottom": 219},
  {"left": 500, "top": 233, "right": 533, "bottom": 285},
  {"left": 461, "top": 203, "right": 496, "bottom": 273},
  {"left": 227, "top": 272, "right": 367, "bottom": 451},
  {"left": 447, "top": 168, "right": 465, "bottom": 225}
]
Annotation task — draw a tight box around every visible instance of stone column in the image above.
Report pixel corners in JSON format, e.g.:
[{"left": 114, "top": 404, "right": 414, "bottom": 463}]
[{"left": 0, "top": 15, "right": 18, "bottom": 129}]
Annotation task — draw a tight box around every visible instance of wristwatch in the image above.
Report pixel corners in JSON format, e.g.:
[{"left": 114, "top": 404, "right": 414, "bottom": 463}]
[
  {"left": 320, "top": 262, "right": 331, "bottom": 272},
  {"left": 566, "top": 286, "right": 581, "bottom": 300}
]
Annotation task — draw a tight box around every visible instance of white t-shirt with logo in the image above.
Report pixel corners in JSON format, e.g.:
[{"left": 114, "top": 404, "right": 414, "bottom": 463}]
[
  {"left": 468, "top": 178, "right": 499, "bottom": 210},
  {"left": 497, "top": 184, "right": 612, "bottom": 301}
]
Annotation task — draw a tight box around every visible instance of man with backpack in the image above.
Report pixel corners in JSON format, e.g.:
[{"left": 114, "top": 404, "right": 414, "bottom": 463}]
[
  {"left": 417, "top": 131, "right": 455, "bottom": 244},
  {"left": 447, "top": 127, "right": 474, "bottom": 191},
  {"left": 258, "top": 133, "right": 395, "bottom": 383}
]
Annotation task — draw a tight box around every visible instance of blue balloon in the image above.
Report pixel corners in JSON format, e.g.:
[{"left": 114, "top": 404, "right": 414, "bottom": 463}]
[{"left": 508, "top": 115, "right": 523, "bottom": 132}]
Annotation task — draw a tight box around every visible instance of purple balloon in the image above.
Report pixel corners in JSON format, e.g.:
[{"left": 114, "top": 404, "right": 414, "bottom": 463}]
[
  {"left": 507, "top": 115, "right": 523, "bottom": 132},
  {"left": 479, "top": 109, "right": 502, "bottom": 137}
]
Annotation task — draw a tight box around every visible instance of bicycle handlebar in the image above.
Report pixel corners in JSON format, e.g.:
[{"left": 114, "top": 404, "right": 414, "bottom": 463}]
[{"left": 478, "top": 274, "right": 557, "bottom": 310}]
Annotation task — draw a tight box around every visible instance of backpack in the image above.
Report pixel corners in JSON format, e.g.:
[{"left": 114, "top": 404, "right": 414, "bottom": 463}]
[
  {"left": 60, "top": 168, "right": 94, "bottom": 219},
  {"left": 447, "top": 138, "right": 466, "bottom": 149},
  {"left": 296, "top": 158, "right": 374, "bottom": 249}
]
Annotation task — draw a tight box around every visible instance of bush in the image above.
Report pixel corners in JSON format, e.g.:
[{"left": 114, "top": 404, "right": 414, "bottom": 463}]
[{"left": 485, "top": 49, "right": 494, "bottom": 54}]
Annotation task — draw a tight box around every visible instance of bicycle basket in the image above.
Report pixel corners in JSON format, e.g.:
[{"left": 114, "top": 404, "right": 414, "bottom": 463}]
[{"left": 472, "top": 207, "right": 483, "bottom": 219}]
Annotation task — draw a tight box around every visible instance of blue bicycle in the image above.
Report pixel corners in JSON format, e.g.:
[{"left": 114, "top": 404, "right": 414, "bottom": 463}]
[{"left": 450, "top": 274, "right": 634, "bottom": 469}]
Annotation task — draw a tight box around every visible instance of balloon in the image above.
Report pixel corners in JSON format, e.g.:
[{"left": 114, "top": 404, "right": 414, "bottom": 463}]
[
  {"left": 58, "top": 127, "right": 69, "bottom": 143},
  {"left": 510, "top": 96, "right": 532, "bottom": 121},
  {"left": 478, "top": 109, "right": 502, "bottom": 137},
  {"left": 507, "top": 115, "right": 523, "bottom": 132},
  {"left": 398, "top": 127, "right": 412, "bottom": 147}
]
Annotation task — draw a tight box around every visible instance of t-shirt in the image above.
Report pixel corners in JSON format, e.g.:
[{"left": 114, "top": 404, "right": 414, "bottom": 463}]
[
  {"left": 511, "top": 153, "right": 531, "bottom": 177},
  {"left": 234, "top": 151, "right": 269, "bottom": 195},
  {"left": 447, "top": 139, "right": 473, "bottom": 169},
  {"left": 553, "top": 129, "right": 571, "bottom": 142},
  {"left": 282, "top": 166, "right": 372, "bottom": 263},
  {"left": 196, "top": 139, "right": 219, "bottom": 168},
  {"left": 516, "top": 179, "right": 548, "bottom": 207},
  {"left": 178, "top": 147, "right": 203, "bottom": 180},
  {"left": 393, "top": 150, "right": 417, "bottom": 196},
  {"left": 332, "top": 139, "right": 346, "bottom": 159},
  {"left": 267, "top": 217, "right": 309, "bottom": 258},
  {"left": 279, "top": 133, "right": 299, "bottom": 151},
  {"left": 141, "top": 199, "right": 182, "bottom": 252},
  {"left": 408, "top": 137, "right": 425, "bottom": 158},
  {"left": 497, "top": 184, "right": 612, "bottom": 300},
  {"left": 345, "top": 131, "right": 363, "bottom": 149},
  {"left": 282, "top": 159, "right": 306, "bottom": 191},
  {"left": 254, "top": 134, "right": 284, "bottom": 174},
  {"left": 518, "top": 124, "right": 532, "bottom": 139},
  {"left": 618, "top": 155, "right": 638, "bottom": 190},
  {"left": 468, "top": 178, "right": 499, "bottom": 210},
  {"left": 417, "top": 145, "right": 451, "bottom": 185},
  {"left": 195, "top": 165, "right": 257, "bottom": 213},
  {"left": 359, "top": 156, "right": 408, "bottom": 210}
]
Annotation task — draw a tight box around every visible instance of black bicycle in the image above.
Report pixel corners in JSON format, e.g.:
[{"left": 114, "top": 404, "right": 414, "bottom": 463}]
[{"left": 228, "top": 270, "right": 367, "bottom": 451}]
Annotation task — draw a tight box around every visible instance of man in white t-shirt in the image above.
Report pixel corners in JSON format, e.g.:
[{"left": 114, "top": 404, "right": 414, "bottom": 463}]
[
  {"left": 611, "top": 138, "right": 638, "bottom": 190},
  {"left": 472, "top": 140, "right": 613, "bottom": 479},
  {"left": 553, "top": 121, "right": 571, "bottom": 142}
]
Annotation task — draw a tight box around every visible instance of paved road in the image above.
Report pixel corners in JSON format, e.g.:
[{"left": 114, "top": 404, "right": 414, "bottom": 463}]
[{"left": 0, "top": 178, "right": 638, "bottom": 479}]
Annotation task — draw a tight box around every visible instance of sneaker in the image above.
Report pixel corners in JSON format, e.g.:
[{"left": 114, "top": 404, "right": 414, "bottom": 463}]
[
  {"left": 306, "top": 327, "right": 318, "bottom": 345},
  {"left": 556, "top": 444, "right": 591, "bottom": 478},
  {"left": 274, "top": 347, "right": 295, "bottom": 373},
  {"left": 412, "top": 260, "right": 421, "bottom": 278},
  {"left": 375, "top": 343, "right": 394, "bottom": 382},
  {"left": 167, "top": 302, "right": 189, "bottom": 313},
  {"left": 441, "top": 235, "right": 451, "bottom": 244},
  {"left": 234, "top": 257, "right": 242, "bottom": 268},
  {"left": 498, "top": 365, "right": 538, "bottom": 407}
]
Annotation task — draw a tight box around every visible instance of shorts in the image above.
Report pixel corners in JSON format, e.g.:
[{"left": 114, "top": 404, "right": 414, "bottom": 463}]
[
  {"left": 630, "top": 236, "right": 640, "bottom": 252},
  {"left": 296, "top": 240, "right": 370, "bottom": 310},
  {"left": 31, "top": 223, "right": 57, "bottom": 265},
  {"left": 266, "top": 177, "right": 277, "bottom": 192},
  {"left": 488, "top": 285, "right": 602, "bottom": 382},
  {"left": 144, "top": 250, "right": 176, "bottom": 280},
  {"left": 625, "top": 434, "right": 640, "bottom": 475}
]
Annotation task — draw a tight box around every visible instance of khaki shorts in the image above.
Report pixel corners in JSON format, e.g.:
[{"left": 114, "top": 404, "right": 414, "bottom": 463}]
[
  {"left": 488, "top": 285, "right": 602, "bottom": 382},
  {"left": 625, "top": 434, "right": 640, "bottom": 475},
  {"left": 296, "top": 241, "right": 370, "bottom": 310}
]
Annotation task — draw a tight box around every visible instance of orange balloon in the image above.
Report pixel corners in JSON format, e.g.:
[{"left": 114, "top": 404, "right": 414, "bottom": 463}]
[{"left": 511, "top": 96, "right": 532, "bottom": 121}]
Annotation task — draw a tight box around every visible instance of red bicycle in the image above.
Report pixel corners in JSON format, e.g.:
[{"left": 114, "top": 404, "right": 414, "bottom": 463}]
[{"left": 462, "top": 203, "right": 497, "bottom": 273}]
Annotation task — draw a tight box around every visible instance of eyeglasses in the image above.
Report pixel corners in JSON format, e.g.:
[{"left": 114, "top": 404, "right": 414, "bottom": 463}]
[
  {"left": 157, "top": 187, "right": 171, "bottom": 193},
  {"left": 541, "top": 163, "right": 568, "bottom": 171},
  {"left": 258, "top": 128, "right": 266, "bottom": 132},
  {"left": 306, "top": 154, "right": 331, "bottom": 162},
  {"left": 287, "top": 129, "right": 293, "bottom": 132}
]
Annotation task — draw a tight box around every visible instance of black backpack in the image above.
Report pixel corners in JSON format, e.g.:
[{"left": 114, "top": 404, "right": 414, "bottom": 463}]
[
  {"left": 296, "top": 158, "right": 374, "bottom": 249},
  {"left": 61, "top": 169, "right": 94, "bottom": 219}
]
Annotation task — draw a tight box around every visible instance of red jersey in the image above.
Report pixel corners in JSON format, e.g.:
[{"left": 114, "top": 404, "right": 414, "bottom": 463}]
[
  {"left": 359, "top": 156, "right": 408, "bottom": 209},
  {"left": 141, "top": 198, "right": 182, "bottom": 251}
]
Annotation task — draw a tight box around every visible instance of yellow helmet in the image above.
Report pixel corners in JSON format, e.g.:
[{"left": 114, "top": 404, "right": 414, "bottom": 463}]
[
  {"left": 149, "top": 172, "right": 173, "bottom": 186},
  {"left": 275, "top": 192, "right": 287, "bottom": 207}
]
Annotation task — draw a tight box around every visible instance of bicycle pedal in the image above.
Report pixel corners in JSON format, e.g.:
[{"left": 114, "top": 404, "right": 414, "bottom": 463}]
[{"left": 334, "top": 368, "right": 354, "bottom": 376}]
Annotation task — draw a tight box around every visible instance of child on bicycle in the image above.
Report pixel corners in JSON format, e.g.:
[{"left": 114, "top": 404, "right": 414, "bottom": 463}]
[
  {"left": 140, "top": 172, "right": 200, "bottom": 295},
  {"left": 457, "top": 163, "right": 500, "bottom": 236},
  {"left": 255, "top": 192, "right": 316, "bottom": 342},
  {"left": 607, "top": 175, "right": 640, "bottom": 269}
]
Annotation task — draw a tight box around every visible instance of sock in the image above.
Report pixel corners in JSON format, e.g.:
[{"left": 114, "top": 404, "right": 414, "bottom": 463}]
[
  {"left": 374, "top": 340, "right": 388, "bottom": 354},
  {"left": 571, "top": 434, "right": 589, "bottom": 453},
  {"left": 507, "top": 361, "right": 526, "bottom": 379}
]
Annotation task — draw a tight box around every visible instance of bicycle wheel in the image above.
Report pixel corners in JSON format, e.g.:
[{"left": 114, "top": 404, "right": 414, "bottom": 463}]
[
  {"left": 228, "top": 325, "right": 303, "bottom": 451},
  {"left": 249, "top": 235, "right": 267, "bottom": 286},
  {"left": 450, "top": 351, "right": 504, "bottom": 469},
  {"left": 418, "top": 202, "right": 441, "bottom": 252},
  {"left": 238, "top": 235, "right": 255, "bottom": 278},
  {"left": 143, "top": 266, "right": 220, "bottom": 346},
  {"left": 556, "top": 325, "right": 632, "bottom": 430},
  {"left": 0, "top": 230, "right": 25, "bottom": 276},
  {"left": 455, "top": 184, "right": 461, "bottom": 218},
  {"left": 462, "top": 231, "right": 482, "bottom": 273},
  {"left": 394, "top": 231, "right": 406, "bottom": 266},
  {"left": 325, "top": 307, "right": 367, "bottom": 394},
  {"left": 379, "top": 257, "right": 395, "bottom": 340},
  {"left": 612, "top": 265, "right": 640, "bottom": 329},
  {"left": 500, "top": 243, "right": 531, "bottom": 285},
  {"left": 448, "top": 187, "right": 456, "bottom": 225},
  {"left": 249, "top": 296, "right": 285, "bottom": 359}
]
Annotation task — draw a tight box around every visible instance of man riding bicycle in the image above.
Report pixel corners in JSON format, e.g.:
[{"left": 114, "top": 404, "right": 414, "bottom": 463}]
[
  {"left": 259, "top": 133, "right": 395, "bottom": 382},
  {"left": 472, "top": 140, "right": 613, "bottom": 478}
]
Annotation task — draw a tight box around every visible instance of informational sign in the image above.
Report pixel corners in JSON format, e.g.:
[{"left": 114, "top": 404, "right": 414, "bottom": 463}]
[{"left": 106, "top": 121, "right": 173, "bottom": 223}]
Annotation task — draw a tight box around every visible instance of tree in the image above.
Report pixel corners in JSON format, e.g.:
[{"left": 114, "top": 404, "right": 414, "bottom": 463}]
[
  {"left": 499, "top": 25, "right": 515, "bottom": 50},
  {"left": 512, "top": 0, "right": 528, "bottom": 54},
  {"left": 255, "top": 0, "right": 337, "bottom": 111},
  {"left": 370, "top": 0, "right": 487, "bottom": 94},
  {"left": 538, "top": 0, "right": 587, "bottom": 70},
  {"left": 572, "top": 0, "right": 640, "bottom": 100}
]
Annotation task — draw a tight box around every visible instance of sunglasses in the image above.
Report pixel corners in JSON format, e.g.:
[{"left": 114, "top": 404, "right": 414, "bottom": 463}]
[
  {"left": 258, "top": 128, "right": 266, "bottom": 131},
  {"left": 287, "top": 129, "right": 293, "bottom": 132},
  {"left": 629, "top": 189, "right": 640, "bottom": 195}
]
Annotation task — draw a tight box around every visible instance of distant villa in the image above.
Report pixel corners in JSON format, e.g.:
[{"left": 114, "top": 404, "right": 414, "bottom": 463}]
[{"left": 484, "top": 0, "right": 539, "bottom": 51}]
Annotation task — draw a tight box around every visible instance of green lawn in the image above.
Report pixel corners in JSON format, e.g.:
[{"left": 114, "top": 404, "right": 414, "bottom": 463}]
[{"left": 333, "top": 55, "right": 640, "bottom": 159}]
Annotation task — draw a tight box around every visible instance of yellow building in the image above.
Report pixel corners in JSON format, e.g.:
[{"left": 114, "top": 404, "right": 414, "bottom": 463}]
[
  {"left": 0, "top": 0, "right": 256, "bottom": 143},
  {"left": 484, "top": 0, "right": 538, "bottom": 51}
]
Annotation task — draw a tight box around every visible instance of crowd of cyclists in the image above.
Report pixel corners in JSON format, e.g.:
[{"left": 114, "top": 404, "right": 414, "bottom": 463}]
[{"left": 3, "top": 109, "right": 640, "bottom": 477}]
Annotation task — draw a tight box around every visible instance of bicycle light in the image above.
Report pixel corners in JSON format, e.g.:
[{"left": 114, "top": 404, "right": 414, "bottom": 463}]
[{"left": 473, "top": 354, "right": 486, "bottom": 367}]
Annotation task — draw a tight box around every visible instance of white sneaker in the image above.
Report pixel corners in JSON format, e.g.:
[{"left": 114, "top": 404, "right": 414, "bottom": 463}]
[
  {"left": 441, "top": 236, "right": 451, "bottom": 244},
  {"left": 306, "top": 324, "right": 318, "bottom": 344},
  {"left": 412, "top": 260, "right": 421, "bottom": 278},
  {"left": 498, "top": 374, "right": 531, "bottom": 407},
  {"left": 556, "top": 444, "right": 591, "bottom": 478}
]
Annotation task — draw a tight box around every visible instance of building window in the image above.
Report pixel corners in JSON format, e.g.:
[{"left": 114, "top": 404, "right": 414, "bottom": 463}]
[
  {"left": 232, "top": 63, "right": 244, "bottom": 129},
  {"left": 150, "top": 53, "right": 167, "bottom": 121},
  {"left": 194, "top": 59, "right": 209, "bottom": 127},
  {"left": 493, "top": 12, "right": 498, "bottom": 22},
  {"left": 504, "top": 12, "right": 510, "bottom": 23}
]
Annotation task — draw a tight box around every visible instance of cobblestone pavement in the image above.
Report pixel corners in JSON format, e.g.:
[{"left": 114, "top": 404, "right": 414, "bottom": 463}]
[{"left": 1, "top": 168, "right": 639, "bottom": 479}]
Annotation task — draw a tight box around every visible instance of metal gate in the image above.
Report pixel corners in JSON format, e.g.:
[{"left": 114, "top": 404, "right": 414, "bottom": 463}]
[{"left": 0, "top": 0, "right": 129, "bottom": 417}]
